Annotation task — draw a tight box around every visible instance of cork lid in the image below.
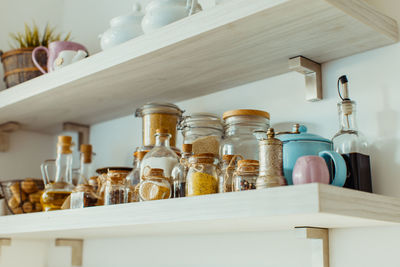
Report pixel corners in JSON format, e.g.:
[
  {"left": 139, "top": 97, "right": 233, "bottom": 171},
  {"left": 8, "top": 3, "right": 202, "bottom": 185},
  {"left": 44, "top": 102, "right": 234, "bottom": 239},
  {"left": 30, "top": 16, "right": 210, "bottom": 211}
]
[
  {"left": 107, "top": 169, "right": 130, "bottom": 182},
  {"left": 81, "top": 144, "right": 93, "bottom": 163},
  {"left": 238, "top": 159, "right": 259, "bottom": 167},
  {"left": 182, "top": 144, "right": 193, "bottom": 153},
  {"left": 58, "top": 136, "right": 72, "bottom": 144},
  {"left": 156, "top": 128, "right": 169, "bottom": 134},
  {"left": 222, "top": 155, "right": 235, "bottom": 162},
  {"left": 147, "top": 168, "right": 165, "bottom": 177},
  {"left": 137, "top": 151, "right": 148, "bottom": 160},
  {"left": 237, "top": 160, "right": 259, "bottom": 173},
  {"left": 222, "top": 109, "right": 270, "bottom": 120},
  {"left": 191, "top": 153, "right": 217, "bottom": 164},
  {"left": 57, "top": 136, "right": 73, "bottom": 154}
]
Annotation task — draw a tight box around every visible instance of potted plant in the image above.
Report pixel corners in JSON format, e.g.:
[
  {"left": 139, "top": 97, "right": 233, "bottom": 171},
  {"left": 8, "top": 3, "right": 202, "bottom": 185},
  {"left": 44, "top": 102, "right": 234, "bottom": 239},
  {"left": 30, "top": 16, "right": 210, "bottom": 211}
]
[{"left": 0, "top": 23, "right": 71, "bottom": 89}]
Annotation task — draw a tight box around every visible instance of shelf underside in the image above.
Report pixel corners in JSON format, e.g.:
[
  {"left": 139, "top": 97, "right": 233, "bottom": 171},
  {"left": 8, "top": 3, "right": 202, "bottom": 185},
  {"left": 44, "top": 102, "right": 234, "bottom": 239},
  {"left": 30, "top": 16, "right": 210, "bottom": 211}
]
[
  {"left": 0, "top": 0, "right": 397, "bottom": 133},
  {"left": 0, "top": 184, "right": 399, "bottom": 239}
]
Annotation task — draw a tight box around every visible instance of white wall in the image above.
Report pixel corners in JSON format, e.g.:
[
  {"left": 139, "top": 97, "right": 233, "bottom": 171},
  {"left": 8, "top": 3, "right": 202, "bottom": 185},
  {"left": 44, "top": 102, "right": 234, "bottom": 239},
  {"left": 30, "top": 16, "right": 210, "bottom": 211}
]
[{"left": 1, "top": 1, "right": 400, "bottom": 267}]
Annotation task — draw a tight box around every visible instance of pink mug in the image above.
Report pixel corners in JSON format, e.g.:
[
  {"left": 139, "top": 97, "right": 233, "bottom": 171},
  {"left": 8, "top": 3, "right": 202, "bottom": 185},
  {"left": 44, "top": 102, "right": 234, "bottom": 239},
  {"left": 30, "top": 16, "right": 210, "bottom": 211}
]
[
  {"left": 32, "top": 41, "right": 88, "bottom": 73},
  {"left": 292, "top": 152, "right": 346, "bottom": 186}
]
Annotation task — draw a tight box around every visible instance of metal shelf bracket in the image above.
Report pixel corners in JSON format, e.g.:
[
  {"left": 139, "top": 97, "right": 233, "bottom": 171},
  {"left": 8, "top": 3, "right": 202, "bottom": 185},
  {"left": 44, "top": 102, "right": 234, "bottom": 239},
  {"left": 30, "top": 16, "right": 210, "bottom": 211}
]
[
  {"left": 0, "top": 122, "right": 20, "bottom": 152},
  {"left": 296, "top": 227, "right": 329, "bottom": 267},
  {"left": 289, "top": 56, "right": 323, "bottom": 102},
  {"left": 0, "top": 238, "right": 11, "bottom": 257},
  {"left": 55, "top": 239, "right": 83, "bottom": 267}
]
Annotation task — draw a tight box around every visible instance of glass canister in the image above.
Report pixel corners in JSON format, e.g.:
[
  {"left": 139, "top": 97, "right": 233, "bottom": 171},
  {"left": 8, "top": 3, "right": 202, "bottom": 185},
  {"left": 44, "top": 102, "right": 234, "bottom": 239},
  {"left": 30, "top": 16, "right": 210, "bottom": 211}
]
[
  {"left": 139, "top": 168, "right": 171, "bottom": 201},
  {"left": 179, "top": 113, "right": 223, "bottom": 155},
  {"left": 186, "top": 153, "right": 219, "bottom": 196},
  {"left": 104, "top": 169, "right": 131, "bottom": 205},
  {"left": 135, "top": 102, "right": 183, "bottom": 148},
  {"left": 221, "top": 109, "right": 270, "bottom": 160},
  {"left": 233, "top": 160, "right": 259, "bottom": 191}
]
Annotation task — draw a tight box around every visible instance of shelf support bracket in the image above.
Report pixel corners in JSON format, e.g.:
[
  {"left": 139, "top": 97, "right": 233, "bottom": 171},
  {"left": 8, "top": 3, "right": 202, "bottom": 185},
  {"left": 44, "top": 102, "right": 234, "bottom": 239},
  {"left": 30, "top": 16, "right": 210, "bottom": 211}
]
[
  {"left": 0, "top": 122, "right": 20, "bottom": 152},
  {"left": 296, "top": 227, "right": 329, "bottom": 267},
  {"left": 0, "top": 238, "right": 11, "bottom": 257},
  {"left": 55, "top": 239, "right": 83, "bottom": 267},
  {"left": 63, "top": 122, "right": 90, "bottom": 147},
  {"left": 289, "top": 56, "right": 322, "bottom": 102}
]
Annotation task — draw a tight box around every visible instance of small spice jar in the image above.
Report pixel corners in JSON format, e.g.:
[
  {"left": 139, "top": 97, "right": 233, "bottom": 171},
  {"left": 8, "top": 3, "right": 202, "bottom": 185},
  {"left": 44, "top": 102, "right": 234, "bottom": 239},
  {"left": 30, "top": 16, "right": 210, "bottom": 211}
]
[
  {"left": 96, "top": 167, "right": 132, "bottom": 205},
  {"left": 186, "top": 153, "right": 219, "bottom": 196},
  {"left": 70, "top": 184, "right": 98, "bottom": 209},
  {"left": 104, "top": 169, "right": 131, "bottom": 205},
  {"left": 233, "top": 160, "right": 259, "bottom": 191},
  {"left": 139, "top": 168, "right": 171, "bottom": 201}
]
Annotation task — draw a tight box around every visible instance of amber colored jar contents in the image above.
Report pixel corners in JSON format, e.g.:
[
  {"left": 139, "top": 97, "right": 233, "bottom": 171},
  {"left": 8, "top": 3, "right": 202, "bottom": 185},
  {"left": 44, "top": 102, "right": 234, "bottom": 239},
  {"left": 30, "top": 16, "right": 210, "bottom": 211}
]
[{"left": 186, "top": 153, "right": 219, "bottom": 196}]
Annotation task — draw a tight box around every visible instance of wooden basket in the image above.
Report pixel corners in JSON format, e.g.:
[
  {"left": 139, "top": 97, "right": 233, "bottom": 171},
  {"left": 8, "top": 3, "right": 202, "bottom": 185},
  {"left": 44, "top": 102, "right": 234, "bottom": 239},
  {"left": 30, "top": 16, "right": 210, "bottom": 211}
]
[{"left": 0, "top": 48, "right": 47, "bottom": 89}]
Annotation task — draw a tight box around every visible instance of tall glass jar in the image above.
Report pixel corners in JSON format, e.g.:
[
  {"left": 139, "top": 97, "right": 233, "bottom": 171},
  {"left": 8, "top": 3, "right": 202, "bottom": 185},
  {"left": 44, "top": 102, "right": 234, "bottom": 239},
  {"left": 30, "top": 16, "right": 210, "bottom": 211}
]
[
  {"left": 186, "top": 153, "right": 219, "bottom": 197},
  {"left": 171, "top": 144, "right": 193, "bottom": 198},
  {"left": 105, "top": 169, "right": 130, "bottom": 205},
  {"left": 135, "top": 102, "right": 183, "bottom": 149},
  {"left": 179, "top": 113, "right": 223, "bottom": 155},
  {"left": 139, "top": 168, "right": 171, "bottom": 201},
  {"left": 221, "top": 109, "right": 270, "bottom": 160},
  {"left": 233, "top": 160, "right": 259, "bottom": 191},
  {"left": 140, "top": 129, "right": 179, "bottom": 181}
]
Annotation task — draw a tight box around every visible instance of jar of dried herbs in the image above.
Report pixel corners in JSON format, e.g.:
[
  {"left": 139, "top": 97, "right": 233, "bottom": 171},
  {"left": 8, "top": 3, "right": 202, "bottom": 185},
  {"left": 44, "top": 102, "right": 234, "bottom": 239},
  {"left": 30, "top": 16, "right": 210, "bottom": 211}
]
[
  {"left": 139, "top": 168, "right": 171, "bottom": 201},
  {"left": 186, "top": 153, "right": 219, "bottom": 196},
  {"left": 233, "top": 160, "right": 259, "bottom": 191},
  {"left": 104, "top": 169, "right": 131, "bottom": 205}
]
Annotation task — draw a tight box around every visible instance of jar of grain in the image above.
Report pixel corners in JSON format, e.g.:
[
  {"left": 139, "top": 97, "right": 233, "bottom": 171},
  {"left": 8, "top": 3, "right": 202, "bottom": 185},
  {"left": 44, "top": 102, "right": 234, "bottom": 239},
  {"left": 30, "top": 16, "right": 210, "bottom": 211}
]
[
  {"left": 233, "top": 160, "right": 259, "bottom": 191},
  {"left": 135, "top": 103, "right": 184, "bottom": 148},
  {"left": 139, "top": 168, "right": 171, "bottom": 201},
  {"left": 186, "top": 153, "right": 219, "bottom": 196},
  {"left": 179, "top": 113, "right": 223, "bottom": 156},
  {"left": 221, "top": 109, "right": 270, "bottom": 160},
  {"left": 104, "top": 169, "right": 131, "bottom": 205}
]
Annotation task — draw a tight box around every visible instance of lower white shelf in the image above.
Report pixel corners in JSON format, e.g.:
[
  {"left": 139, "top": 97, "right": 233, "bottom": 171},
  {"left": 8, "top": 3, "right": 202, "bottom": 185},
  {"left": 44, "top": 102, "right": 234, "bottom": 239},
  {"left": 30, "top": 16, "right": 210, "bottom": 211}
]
[{"left": 0, "top": 183, "right": 399, "bottom": 239}]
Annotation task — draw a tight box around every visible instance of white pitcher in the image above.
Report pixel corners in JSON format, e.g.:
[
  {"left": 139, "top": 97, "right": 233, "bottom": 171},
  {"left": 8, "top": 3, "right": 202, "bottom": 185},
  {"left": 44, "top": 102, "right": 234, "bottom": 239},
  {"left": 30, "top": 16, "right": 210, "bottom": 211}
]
[
  {"left": 142, "top": 0, "right": 202, "bottom": 34},
  {"left": 53, "top": 50, "right": 88, "bottom": 70}
]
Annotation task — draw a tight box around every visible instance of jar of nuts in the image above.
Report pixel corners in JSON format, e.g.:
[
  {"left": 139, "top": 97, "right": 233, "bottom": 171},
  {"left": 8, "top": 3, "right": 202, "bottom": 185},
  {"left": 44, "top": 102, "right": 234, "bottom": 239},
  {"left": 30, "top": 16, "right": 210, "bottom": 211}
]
[
  {"left": 104, "top": 169, "right": 131, "bottom": 205},
  {"left": 233, "top": 160, "right": 259, "bottom": 191},
  {"left": 138, "top": 168, "right": 171, "bottom": 201}
]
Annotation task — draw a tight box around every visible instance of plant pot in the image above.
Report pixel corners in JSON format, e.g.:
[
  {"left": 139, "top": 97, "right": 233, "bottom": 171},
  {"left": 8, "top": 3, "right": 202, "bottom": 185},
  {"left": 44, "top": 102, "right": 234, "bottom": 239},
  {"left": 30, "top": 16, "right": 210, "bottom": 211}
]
[{"left": 0, "top": 48, "right": 47, "bottom": 89}]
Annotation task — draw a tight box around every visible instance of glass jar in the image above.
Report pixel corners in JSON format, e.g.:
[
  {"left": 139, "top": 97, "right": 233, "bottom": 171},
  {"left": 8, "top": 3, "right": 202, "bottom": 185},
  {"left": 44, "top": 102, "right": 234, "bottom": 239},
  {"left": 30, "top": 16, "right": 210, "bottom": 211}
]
[
  {"left": 186, "top": 153, "right": 219, "bottom": 196},
  {"left": 140, "top": 129, "right": 179, "bottom": 181},
  {"left": 219, "top": 155, "right": 242, "bottom": 193},
  {"left": 171, "top": 144, "right": 193, "bottom": 198},
  {"left": 139, "top": 168, "right": 171, "bottom": 201},
  {"left": 179, "top": 113, "right": 223, "bottom": 155},
  {"left": 135, "top": 102, "right": 183, "bottom": 148},
  {"left": 102, "top": 168, "right": 132, "bottom": 205},
  {"left": 233, "top": 160, "right": 259, "bottom": 191},
  {"left": 70, "top": 184, "right": 98, "bottom": 208},
  {"left": 126, "top": 150, "right": 148, "bottom": 202},
  {"left": 221, "top": 109, "right": 270, "bottom": 160}
]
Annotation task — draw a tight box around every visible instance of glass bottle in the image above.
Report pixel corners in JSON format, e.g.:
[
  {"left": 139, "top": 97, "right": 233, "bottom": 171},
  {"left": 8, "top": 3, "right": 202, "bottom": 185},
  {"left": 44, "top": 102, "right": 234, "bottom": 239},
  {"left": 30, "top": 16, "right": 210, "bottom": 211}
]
[
  {"left": 179, "top": 113, "right": 223, "bottom": 155},
  {"left": 171, "top": 144, "right": 193, "bottom": 198},
  {"left": 186, "top": 153, "right": 219, "bottom": 197},
  {"left": 139, "top": 168, "right": 171, "bottom": 201},
  {"left": 221, "top": 109, "right": 270, "bottom": 160},
  {"left": 70, "top": 145, "right": 98, "bottom": 209},
  {"left": 233, "top": 160, "right": 259, "bottom": 191},
  {"left": 332, "top": 75, "right": 372, "bottom": 192},
  {"left": 40, "top": 136, "right": 75, "bottom": 211},
  {"left": 219, "top": 155, "right": 241, "bottom": 193},
  {"left": 140, "top": 129, "right": 179, "bottom": 181},
  {"left": 126, "top": 150, "right": 148, "bottom": 202}
]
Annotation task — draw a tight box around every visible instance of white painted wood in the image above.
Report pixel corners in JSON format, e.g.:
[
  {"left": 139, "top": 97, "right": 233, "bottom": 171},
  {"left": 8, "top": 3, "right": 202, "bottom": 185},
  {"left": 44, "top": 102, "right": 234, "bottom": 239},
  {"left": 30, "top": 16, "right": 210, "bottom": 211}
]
[
  {"left": 0, "top": 0, "right": 396, "bottom": 133},
  {"left": 55, "top": 239, "right": 83, "bottom": 267},
  {"left": 296, "top": 228, "right": 329, "bottom": 267},
  {"left": 0, "top": 184, "right": 399, "bottom": 239}
]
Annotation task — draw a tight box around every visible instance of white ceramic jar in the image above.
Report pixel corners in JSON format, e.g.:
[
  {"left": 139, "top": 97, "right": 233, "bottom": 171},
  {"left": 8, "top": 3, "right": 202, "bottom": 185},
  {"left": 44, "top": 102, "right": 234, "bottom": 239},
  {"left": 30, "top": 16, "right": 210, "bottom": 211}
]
[
  {"left": 142, "top": 0, "right": 202, "bottom": 34},
  {"left": 100, "top": 4, "right": 144, "bottom": 50}
]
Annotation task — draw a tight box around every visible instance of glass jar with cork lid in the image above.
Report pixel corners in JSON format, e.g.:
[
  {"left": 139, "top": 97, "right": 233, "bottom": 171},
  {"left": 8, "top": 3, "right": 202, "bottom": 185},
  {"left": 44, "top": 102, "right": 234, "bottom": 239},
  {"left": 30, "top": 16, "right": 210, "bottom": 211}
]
[
  {"left": 135, "top": 102, "right": 183, "bottom": 149},
  {"left": 104, "top": 169, "right": 131, "bottom": 205},
  {"left": 186, "top": 153, "right": 219, "bottom": 196},
  {"left": 221, "top": 109, "right": 270, "bottom": 160},
  {"left": 139, "top": 168, "right": 171, "bottom": 201},
  {"left": 233, "top": 160, "right": 259, "bottom": 191}
]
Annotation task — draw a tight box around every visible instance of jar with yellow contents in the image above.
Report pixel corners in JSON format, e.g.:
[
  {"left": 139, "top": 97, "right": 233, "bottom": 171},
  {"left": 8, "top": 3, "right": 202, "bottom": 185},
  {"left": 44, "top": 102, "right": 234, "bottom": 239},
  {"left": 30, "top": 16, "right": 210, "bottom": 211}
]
[
  {"left": 186, "top": 153, "right": 219, "bottom": 196},
  {"left": 138, "top": 168, "right": 171, "bottom": 201}
]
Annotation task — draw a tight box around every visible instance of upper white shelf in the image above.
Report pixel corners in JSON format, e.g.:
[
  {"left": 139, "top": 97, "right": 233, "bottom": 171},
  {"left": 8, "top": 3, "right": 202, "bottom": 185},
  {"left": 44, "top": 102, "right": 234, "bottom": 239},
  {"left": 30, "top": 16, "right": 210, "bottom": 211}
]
[
  {"left": 0, "top": 0, "right": 397, "bottom": 132},
  {"left": 0, "top": 184, "right": 399, "bottom": 239}
]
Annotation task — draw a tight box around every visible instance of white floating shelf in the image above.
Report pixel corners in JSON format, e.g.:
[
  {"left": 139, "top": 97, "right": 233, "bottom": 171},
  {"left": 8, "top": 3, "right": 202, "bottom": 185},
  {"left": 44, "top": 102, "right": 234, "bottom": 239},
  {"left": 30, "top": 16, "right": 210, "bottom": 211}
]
[
  {"left": 0, "top": 0, "right": 397, "bottom": 133},
  {"left": 0, "top": 184, "right": 399, "bottom": 239}
]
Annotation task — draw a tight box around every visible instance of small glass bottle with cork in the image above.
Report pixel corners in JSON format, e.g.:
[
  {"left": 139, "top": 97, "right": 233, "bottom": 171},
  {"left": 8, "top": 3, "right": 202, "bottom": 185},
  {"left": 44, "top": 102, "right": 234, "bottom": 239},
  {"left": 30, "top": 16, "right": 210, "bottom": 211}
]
[{"left": 171, "top": 144, "right": 193, "bottom": 198}]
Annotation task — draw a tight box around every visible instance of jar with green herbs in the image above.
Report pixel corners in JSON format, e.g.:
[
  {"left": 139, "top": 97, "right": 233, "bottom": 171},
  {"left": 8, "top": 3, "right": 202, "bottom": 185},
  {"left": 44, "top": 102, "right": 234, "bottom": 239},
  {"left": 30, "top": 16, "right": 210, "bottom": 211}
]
[
  {"left": 233, "top": 160, "right": 259, "bottom": 191},
  {"left": 186, "top": 153, "right": 219, "bottom": 196}
]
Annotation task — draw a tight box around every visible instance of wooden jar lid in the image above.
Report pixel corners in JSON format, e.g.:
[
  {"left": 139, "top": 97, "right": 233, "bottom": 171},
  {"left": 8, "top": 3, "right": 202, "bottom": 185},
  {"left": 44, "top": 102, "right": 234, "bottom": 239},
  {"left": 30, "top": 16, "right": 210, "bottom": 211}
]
[{"left": 222, "top": 109, "right": 270, "bottom": 120}]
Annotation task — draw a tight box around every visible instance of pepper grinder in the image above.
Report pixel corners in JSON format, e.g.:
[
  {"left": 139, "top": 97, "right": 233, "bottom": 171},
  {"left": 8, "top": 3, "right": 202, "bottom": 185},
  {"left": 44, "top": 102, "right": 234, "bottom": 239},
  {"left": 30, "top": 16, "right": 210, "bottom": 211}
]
[{"left": 255, "top": 128, "right": 286, "bottom": 188}]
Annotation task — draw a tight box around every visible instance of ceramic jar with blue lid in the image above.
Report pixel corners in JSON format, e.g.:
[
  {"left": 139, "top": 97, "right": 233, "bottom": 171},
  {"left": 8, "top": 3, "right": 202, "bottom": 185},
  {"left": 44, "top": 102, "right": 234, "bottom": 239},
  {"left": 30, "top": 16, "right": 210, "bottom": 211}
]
[{"left": 277, "top": 124, "right": 346, "bottom": 186}]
